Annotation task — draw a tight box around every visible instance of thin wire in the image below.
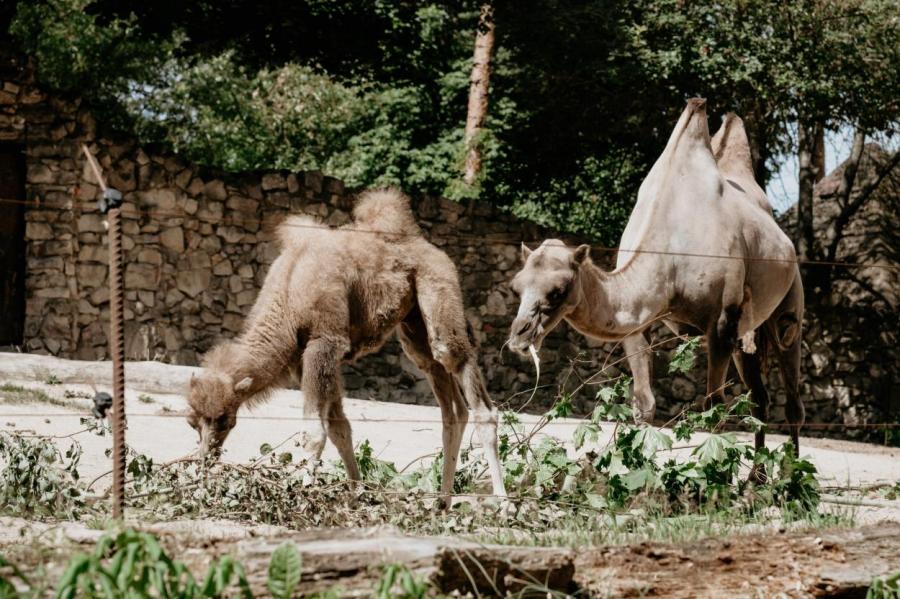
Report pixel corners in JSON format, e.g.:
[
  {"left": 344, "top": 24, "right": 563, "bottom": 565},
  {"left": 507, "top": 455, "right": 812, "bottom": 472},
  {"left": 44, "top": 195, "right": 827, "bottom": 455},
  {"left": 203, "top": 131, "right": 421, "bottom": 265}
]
[
  {"left": 1, "top": 195, "right": 897, "bottom": 270},
  {"left": 1, "top": 411, "right": 898, "bottom": 428}
]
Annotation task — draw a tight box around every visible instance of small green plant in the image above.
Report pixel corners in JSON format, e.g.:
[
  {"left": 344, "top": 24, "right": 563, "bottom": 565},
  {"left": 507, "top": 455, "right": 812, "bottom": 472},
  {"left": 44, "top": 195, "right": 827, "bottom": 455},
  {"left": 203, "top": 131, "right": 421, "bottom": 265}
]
[
  {"left": 267, "top": 542, "right": 302, "bottom": 599},
  {"left": 137, "top": 394, "right": 155, "bottom": 404},
  {"left": 0, "top": 555, "right": 31, "bottom": 597},
  {"left": 55, "top": 529, "right": 252, "bottom": 599},
  {"left": 373, "top": 564, "right": 431, "bottom": 599},
  {"left": 44, "top": 374, "right": 62, "bottom": 386},
  {"left": 868, "top": 570, "right": 900, "bottom": 599}
]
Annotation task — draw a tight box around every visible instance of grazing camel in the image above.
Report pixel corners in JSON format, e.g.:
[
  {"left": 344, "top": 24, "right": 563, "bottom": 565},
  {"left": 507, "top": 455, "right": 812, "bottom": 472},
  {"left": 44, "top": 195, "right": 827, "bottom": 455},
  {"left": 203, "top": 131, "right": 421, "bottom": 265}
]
[
  {"left": 506, "top": 99, "right": 805, "bottom": 455},
  {"left": 186, "top": 188, "right": 506, "bottom": 500}
]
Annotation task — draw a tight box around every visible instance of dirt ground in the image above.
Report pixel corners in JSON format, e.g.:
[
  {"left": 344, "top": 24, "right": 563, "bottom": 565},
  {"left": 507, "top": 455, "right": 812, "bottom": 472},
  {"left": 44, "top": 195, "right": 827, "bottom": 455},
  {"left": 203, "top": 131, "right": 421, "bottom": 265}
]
[
  {"left": 0, "top": 353, "right": 898, "bottom": 596},
  {"left": 575, "top": 523, "right": 900, "bottom": 598},
  {"left": 2, "top": 515, "right": 897, "bottom": 598}
]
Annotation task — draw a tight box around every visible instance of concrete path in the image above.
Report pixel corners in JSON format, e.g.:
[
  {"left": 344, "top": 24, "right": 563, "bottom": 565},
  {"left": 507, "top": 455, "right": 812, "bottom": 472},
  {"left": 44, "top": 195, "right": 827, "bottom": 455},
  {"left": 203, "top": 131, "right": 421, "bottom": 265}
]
[{"left": 0, "top": 352, "right": 897, "bottom": 491}]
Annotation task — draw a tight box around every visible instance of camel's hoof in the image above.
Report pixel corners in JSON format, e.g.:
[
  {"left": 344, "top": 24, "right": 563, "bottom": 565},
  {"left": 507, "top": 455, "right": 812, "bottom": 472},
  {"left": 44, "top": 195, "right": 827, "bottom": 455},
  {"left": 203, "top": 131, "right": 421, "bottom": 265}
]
[
  {"left": 632, "top": 408, "right": 655, "bottom": 426},
  {"left": 748, "top": 464, "right": 768, "bottom": 485}
]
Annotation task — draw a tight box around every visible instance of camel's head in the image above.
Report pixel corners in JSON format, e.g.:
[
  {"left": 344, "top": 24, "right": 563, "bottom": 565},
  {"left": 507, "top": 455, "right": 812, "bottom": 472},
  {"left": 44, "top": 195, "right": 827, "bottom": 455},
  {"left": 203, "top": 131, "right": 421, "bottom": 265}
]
[
  {"left": 507, "top": 239, "right": 590, "bottom": 355},
  {"left": 185, "top": 373, "right": 253, "bottom": 460}
]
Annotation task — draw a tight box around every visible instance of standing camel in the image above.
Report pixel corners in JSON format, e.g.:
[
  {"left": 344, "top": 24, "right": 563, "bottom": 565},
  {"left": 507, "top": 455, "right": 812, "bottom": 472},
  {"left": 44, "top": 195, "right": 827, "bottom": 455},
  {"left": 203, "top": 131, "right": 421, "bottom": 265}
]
[
  {"left": 506, "top": 99, "right": 805, "bottom": 456},
  {"left": 185, "top": 188, "right": 506, "bottom": 501}
]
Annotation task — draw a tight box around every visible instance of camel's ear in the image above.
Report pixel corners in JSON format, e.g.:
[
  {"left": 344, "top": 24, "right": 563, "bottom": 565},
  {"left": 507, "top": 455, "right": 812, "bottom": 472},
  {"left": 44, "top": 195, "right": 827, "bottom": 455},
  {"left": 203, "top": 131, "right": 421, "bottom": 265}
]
[
  {"left": 520, "top": 243, "right": 533, "bottom": 262},
  {"left": 189, "top": 374, "right": 197, "bottom": 388},
  {"left": 572, "top": 244, "right": 591, "bottom": 266},
  {"left": 234, "top": 377, "right": 253, "bottom": 392}
]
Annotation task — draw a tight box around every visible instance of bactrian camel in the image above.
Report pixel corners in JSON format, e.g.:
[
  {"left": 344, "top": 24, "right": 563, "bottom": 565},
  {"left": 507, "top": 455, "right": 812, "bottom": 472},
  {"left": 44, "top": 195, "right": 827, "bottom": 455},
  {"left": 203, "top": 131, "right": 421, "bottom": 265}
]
[
  {"left": 186, "top": 188, "right": 507, "bottom": 500},
  {"left": 507, "top": 98, "right": 805, "bottom": 457}
]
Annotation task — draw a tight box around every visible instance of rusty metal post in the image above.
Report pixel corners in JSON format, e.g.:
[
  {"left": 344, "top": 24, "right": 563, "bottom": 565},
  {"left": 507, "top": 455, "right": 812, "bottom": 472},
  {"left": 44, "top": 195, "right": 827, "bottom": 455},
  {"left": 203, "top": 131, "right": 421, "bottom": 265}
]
[{"left": 81, "top": 144, "right": 126, "bottom": 519}]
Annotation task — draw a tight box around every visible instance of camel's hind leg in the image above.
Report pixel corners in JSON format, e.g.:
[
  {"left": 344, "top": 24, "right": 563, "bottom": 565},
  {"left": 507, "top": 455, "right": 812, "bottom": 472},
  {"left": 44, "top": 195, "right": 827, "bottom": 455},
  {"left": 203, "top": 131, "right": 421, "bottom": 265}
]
[
  {"left": 704, "top": 324, "right": 735, "bottom": 410},
  {"left": 772, "top": 337, "right": 803, "bottom": 455},
  {"left": 299, "top": 337, "right": 360, "bottom": 480},
  {"left": 768, "top": 272, "right": 804, "bottom": 456},
  {"left": 326, "top": 399, "right": 360, "bottom": 480},
  {"left": 398, "top": 309, "right": 468, "bottom": 501},
  {"left": 622, "top": 332, "right": 656, "bottom": 424},
  {"left": 414, "top": 259, "right": 506, "bottom": 498},
  {"left": 456, "top": 358, "right": 506, "bottom": 497},
  {"left": 732, "top": 344, "right": 769, "bottom": 451}
]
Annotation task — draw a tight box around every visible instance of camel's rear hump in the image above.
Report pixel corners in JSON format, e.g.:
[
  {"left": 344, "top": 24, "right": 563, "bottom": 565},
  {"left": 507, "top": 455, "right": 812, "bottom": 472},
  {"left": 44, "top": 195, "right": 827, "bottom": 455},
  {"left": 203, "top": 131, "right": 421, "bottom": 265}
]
[
  {"left": 275, "top": 214, "right": 329, "bottom": 251},
  {"left": 350, "top": 187, "right": 421, "bottom": 240}
]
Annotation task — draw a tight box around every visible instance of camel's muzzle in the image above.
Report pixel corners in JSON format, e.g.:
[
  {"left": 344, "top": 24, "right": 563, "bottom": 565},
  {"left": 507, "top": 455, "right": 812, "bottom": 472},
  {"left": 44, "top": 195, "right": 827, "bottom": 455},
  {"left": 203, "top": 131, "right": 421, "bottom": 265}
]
[
  {"left": 508, "top": 315, "right": 544, "bottom": 355},
  {"left": 197, "top": 420, "right": 225, "bottom": 461}
]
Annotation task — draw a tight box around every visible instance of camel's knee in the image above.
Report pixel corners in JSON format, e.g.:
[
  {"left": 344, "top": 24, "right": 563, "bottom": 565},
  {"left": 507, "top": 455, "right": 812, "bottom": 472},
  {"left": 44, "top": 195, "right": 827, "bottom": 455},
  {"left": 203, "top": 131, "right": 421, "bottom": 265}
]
[{"left": 429, "top": 337, "right": 468, "bottom": 373}]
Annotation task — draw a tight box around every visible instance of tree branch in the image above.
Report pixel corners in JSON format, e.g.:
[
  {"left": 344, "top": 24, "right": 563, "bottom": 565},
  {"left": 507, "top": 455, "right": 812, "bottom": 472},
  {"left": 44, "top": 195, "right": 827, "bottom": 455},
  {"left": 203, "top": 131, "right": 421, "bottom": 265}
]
[
  {"left": 833, "top": 268, "right": 893, "bottom": 311},
  {"left": 836, "top": 131, "right": 866, "bottom": 209},
  {"left": 826, "top": 146, "right": 900, "bottom": 263}
]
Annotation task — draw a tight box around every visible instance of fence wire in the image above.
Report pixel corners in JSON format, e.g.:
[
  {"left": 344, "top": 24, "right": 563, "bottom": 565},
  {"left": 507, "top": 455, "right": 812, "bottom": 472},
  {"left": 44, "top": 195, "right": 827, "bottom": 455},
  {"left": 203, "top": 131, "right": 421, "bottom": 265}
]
[{"left": 0, "top": 196, "right": 897, "bottom": 270}]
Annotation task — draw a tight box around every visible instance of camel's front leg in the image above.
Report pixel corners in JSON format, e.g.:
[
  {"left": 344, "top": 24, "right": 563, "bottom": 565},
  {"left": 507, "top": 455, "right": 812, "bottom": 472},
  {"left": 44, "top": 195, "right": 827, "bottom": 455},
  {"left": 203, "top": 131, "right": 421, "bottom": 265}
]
[
  {"left": 299, "top": 338, "right": 360, "bottom": 480},
  {"left": 622, "top": 333, "right": 656, "bottom": 423}
]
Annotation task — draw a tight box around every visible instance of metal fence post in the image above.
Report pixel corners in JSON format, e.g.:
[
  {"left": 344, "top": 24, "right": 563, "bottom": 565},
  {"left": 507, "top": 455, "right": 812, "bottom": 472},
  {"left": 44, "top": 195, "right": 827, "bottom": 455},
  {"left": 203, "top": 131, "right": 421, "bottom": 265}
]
[{"left": 81, "top": 144, "right": 126, "bottom": 519}]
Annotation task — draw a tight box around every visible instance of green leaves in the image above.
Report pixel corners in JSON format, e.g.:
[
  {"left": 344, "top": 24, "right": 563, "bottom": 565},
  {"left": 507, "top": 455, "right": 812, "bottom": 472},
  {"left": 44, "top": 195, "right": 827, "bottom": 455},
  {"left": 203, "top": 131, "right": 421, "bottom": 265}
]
[
  {"left": 374, "top": 564, "right": 430, "bottom": 599},
  {"left": 593, "top": 378, "right": 634, "bottom": 423},
  {"left": 574, "top": 422, "right": 600, "bottom": 450},
  {"left": 0, "top": 432, "right": 84, "bottom": 519},
  {"left": 545, "top": 394, "right": 574, "bottom": 421},
  {"left": 693, "top": 433, "right": 739, "bottom": 465},
  {"left": 632, "top": 427, "right": 672, "bottom": 459},
  {"left": 54, "top": 529, "right": 252, "bottom": 598},
  {"left": 268, "top": 542, "right": 302, "bottom": 599},
  {"left": 668, "top": 337, "right": 700, "bottom": 375}
]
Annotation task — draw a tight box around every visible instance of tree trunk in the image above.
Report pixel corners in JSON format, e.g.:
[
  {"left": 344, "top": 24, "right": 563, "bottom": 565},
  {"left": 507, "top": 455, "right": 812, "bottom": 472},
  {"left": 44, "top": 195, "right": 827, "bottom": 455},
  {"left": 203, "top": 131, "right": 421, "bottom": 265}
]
[
  {"left": 796, "top": 121, "right": 819, "bottom": 261},
  {"left": 741, "top": 108, "right": 771, "bottom": 187},
  {"left": 812, "top": 125, "right": 826, "bottom": 183},
  {"left": 463, "top": 3, "right": 495, "bottom": 188}
]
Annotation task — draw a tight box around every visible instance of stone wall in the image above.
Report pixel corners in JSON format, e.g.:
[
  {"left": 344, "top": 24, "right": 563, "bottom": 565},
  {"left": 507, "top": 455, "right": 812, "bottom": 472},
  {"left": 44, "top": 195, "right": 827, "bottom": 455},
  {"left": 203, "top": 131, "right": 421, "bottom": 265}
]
[{"left": 2, "top": 46, "right": 896, "bottom": 441}]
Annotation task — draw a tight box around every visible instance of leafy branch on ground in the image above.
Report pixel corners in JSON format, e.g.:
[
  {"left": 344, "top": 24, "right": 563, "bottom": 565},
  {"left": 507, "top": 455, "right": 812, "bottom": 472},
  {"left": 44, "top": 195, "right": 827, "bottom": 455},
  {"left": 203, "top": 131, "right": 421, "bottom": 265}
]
[{"left": 0, "top": 338, "right": 824, "bottom": 546}]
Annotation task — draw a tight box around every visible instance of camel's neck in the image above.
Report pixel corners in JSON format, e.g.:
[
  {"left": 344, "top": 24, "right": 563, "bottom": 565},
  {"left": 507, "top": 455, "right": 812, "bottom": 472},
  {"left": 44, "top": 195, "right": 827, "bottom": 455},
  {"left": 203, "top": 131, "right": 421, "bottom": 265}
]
[
  {"left": 567, "top": 255, "right": 669, "bottom": 340},
  {"left": 223, "top": 325, "right": 298, "bottom": 401}
]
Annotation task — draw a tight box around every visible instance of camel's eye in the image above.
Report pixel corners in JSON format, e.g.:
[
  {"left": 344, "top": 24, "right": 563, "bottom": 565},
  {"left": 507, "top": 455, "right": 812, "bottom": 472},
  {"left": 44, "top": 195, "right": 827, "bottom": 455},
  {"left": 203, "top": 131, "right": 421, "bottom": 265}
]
[{"left": 548, "top": 287, "right": 567, "bottom": 304}]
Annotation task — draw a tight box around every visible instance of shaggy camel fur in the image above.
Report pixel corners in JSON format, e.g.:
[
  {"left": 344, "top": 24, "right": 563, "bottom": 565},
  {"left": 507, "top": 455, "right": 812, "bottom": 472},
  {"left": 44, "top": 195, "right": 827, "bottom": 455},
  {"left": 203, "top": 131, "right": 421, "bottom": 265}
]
[
  {"left": 507, "top": 99, "right": 805, "bottom": 456},
  {"left": 186, "top": 188, "right": 507, "bottom": 500}
]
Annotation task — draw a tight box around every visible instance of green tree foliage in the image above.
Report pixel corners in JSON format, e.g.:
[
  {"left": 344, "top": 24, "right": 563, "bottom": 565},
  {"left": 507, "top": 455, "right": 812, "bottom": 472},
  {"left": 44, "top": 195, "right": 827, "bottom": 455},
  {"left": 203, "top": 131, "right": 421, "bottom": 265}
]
[{"left": 9, "top": 0, "right": 898, "bottom": 244}]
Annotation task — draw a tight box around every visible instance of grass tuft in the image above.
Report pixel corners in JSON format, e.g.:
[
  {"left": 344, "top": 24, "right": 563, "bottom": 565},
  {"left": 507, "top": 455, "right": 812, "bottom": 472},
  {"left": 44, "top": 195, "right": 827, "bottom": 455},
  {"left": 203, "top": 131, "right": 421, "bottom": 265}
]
[{"left": 0, "top": 383, "right": 86, "bottom": 410}]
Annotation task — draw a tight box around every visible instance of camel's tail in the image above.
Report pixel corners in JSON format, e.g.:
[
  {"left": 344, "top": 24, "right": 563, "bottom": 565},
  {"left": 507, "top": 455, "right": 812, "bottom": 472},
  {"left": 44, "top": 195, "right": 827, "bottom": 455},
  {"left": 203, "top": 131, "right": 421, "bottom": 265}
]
[{"left": 350, "top": 187, "right": 421, "bottom": 241}]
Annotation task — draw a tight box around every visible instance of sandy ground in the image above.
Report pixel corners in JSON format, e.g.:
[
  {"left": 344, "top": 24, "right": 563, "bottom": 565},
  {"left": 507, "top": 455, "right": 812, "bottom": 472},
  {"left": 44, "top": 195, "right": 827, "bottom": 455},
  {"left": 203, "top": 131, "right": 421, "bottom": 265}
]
[{"left": 0, "top": 352, "right": 897, "bottom": 500}]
